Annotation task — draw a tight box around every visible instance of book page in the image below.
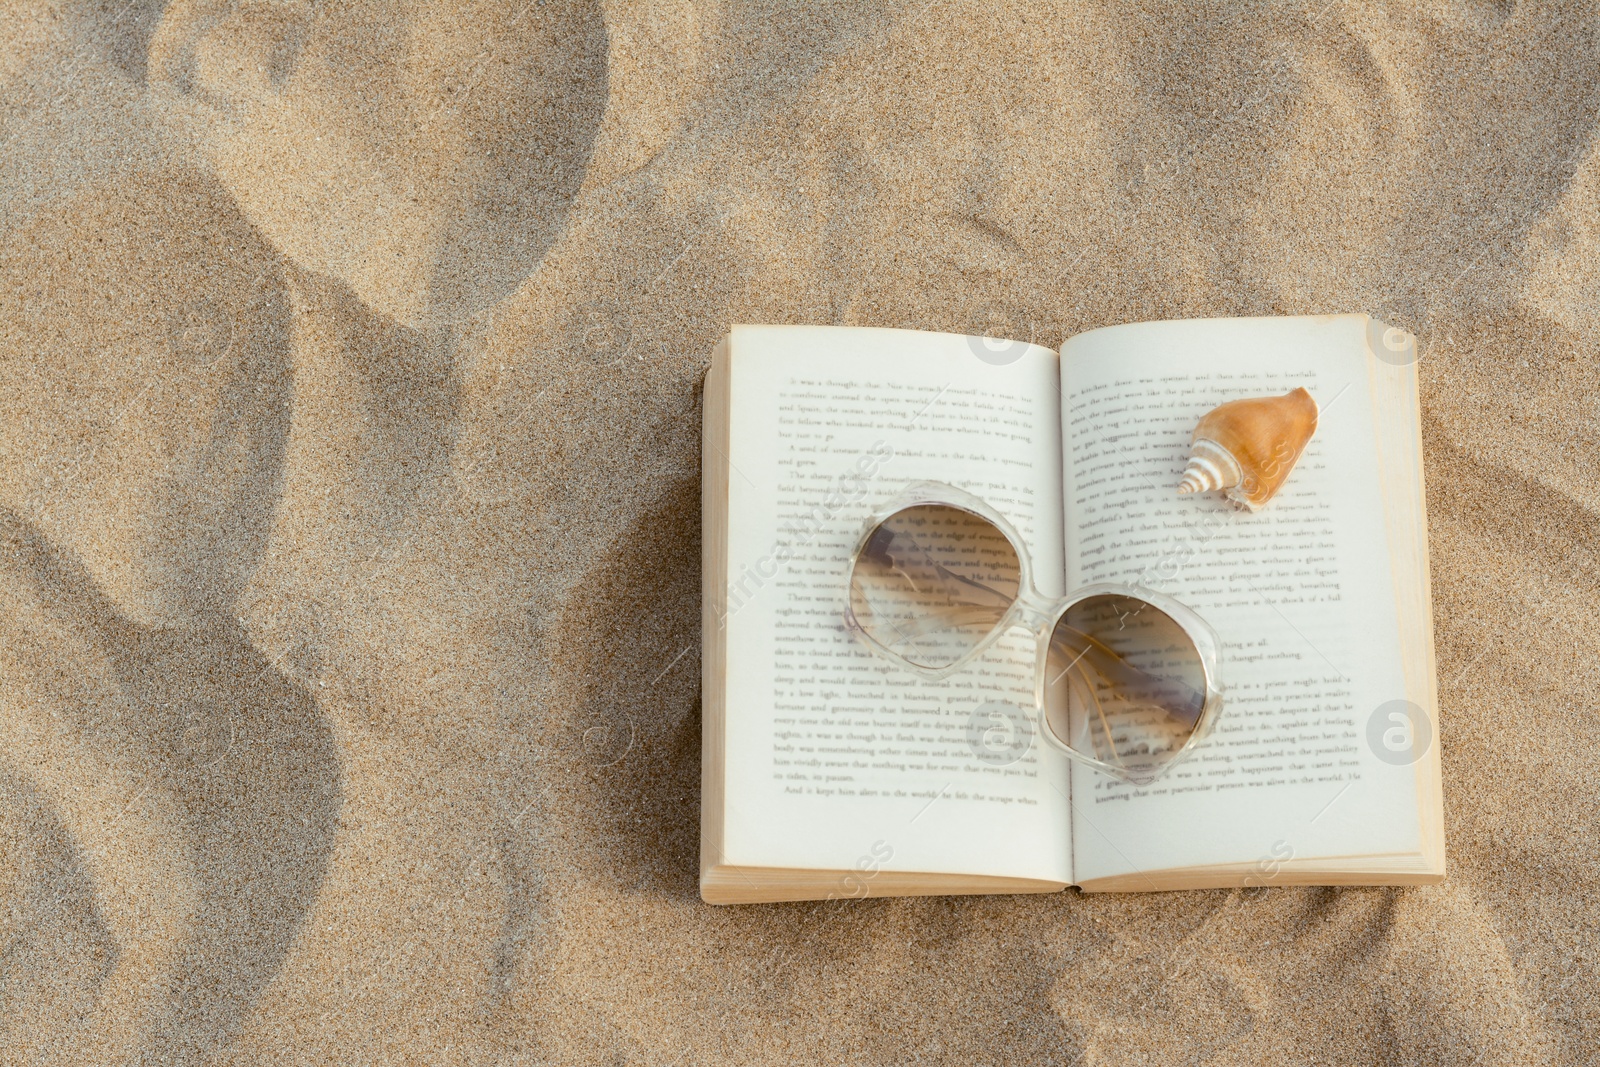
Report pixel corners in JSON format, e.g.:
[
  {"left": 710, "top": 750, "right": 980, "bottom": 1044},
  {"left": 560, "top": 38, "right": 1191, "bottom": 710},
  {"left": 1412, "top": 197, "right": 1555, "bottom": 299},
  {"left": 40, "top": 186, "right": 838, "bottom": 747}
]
[
  {"left": 715, "top": 325, "right": 1073, "bottom": 886},
  {"left": 1059, "top": 316, "right": 1424, "bottom": 883}
]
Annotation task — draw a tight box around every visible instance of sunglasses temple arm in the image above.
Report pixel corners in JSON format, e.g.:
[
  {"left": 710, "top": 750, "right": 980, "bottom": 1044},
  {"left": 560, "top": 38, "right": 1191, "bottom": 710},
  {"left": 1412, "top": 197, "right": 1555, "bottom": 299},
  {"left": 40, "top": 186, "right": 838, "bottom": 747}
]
[
  {"left": 863, "top": 530, "right": 1016, "bottom": 609},
  {"left": 1065, "top": 666, "right": 1125, "bottom": 770},
  {"left": 1050, "top": 624, "right": 1207, "bottom": 727},
  {"left": 926, "top": 559, "right": 1014, "bottom": 607}
]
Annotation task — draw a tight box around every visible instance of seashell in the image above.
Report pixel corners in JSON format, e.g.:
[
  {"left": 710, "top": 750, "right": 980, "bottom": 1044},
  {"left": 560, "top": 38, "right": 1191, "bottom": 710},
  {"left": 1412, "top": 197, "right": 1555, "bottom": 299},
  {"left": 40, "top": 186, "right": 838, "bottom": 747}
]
[{"left": 1176, "top": 387, "right": 1319, "bottom": 510}]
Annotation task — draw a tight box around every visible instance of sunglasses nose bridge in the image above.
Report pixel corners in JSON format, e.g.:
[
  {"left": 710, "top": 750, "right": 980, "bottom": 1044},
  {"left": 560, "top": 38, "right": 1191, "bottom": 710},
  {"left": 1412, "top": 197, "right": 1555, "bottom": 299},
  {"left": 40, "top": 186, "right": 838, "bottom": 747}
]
[{"left": 1009, "top": 589, "right": 1057, "bottom": 636}]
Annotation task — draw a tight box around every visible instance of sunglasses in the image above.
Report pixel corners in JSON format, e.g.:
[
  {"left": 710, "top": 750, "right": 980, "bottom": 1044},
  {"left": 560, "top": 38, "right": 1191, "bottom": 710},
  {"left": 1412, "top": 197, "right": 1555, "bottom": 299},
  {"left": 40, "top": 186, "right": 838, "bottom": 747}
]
[{"left": 844, "top": 482, "right": 1224, "bottom": 785}]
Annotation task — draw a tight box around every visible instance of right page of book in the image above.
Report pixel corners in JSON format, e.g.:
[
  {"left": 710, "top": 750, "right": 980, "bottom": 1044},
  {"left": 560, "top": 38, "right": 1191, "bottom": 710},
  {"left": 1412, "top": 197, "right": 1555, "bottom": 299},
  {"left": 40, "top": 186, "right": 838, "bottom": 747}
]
[{"left": 1060, "top": 315, "right": 1429, "bottom": 884}]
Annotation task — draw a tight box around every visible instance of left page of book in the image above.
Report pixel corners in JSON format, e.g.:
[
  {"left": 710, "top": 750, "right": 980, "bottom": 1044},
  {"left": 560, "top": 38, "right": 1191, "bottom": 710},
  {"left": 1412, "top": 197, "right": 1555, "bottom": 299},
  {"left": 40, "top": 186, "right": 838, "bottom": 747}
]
[{"left": 709, "top": 325, "right": 1074, "bottom": 886}]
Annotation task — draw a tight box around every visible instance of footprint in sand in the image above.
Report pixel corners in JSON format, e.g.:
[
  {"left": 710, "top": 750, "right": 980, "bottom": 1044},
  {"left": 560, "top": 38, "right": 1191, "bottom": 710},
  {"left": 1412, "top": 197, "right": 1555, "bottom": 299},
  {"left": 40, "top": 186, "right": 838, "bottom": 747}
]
[
  {"left": 0, "top": 128, "right": 338, "bottom": 1062},
  {"left": 0, "top": 516, "right": 339, "bottom": 1064},
  {"left": 148, "top": 0, "right": 610, "bottom": 329},
  {"left": 0, "top": 164, "right": 291, "bottom": 629}
]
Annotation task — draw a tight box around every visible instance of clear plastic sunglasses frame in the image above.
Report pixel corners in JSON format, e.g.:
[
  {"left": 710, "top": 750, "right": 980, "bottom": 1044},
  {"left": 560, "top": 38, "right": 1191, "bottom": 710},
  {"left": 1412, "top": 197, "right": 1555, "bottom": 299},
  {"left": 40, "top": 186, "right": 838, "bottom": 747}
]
[{"left": 842, "top": 481, "right": 1225, "bottom": 784}]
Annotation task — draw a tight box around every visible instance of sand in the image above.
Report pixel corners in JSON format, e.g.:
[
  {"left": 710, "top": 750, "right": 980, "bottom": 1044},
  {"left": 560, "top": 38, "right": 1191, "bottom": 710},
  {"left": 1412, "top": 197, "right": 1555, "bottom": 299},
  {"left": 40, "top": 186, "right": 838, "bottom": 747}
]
[{"left": 0, "top": 0, "right": 1596, "bottom": 1063}]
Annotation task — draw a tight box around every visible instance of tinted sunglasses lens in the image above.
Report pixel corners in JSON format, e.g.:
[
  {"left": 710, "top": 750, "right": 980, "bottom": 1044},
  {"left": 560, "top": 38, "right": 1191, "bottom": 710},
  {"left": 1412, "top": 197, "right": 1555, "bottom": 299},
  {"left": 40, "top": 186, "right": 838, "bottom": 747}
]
[
  {"left": 1042, "top": 594, "right": 1209, "bottom": 782},
  {"left": 848, "top": 504, "right": 1021, "bottom": 670}
]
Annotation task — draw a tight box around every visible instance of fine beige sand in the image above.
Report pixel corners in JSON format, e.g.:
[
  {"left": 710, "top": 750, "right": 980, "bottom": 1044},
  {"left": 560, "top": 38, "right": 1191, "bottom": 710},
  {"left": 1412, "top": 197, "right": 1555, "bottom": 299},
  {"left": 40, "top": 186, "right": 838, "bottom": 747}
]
[{"left": 2, "top": 2, "right": 1597, "bottom": 1064}]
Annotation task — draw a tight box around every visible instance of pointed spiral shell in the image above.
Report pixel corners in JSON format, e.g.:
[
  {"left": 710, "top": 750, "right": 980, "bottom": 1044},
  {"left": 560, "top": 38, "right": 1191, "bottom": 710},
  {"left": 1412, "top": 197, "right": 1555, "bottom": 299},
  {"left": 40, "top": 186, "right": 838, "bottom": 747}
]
[
  {"left": 1175, "top": 388, "right": 1319, "bottom": 511},
  {"left": 1177, "top": 439, "right": 1245, "bottom": 496}
]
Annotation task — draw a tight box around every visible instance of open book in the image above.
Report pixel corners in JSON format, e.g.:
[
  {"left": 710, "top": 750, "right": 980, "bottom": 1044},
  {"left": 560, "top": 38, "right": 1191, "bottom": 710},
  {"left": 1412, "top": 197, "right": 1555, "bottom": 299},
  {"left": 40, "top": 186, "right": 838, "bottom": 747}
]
[{"left": 699, "top": 316, "right": 1444, "bottom": 903}]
